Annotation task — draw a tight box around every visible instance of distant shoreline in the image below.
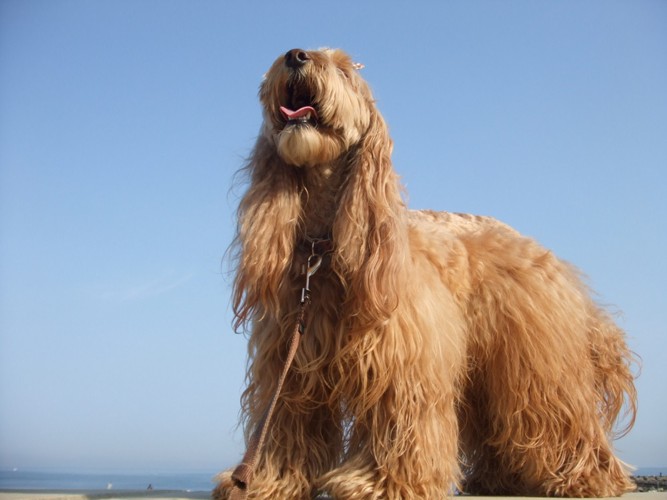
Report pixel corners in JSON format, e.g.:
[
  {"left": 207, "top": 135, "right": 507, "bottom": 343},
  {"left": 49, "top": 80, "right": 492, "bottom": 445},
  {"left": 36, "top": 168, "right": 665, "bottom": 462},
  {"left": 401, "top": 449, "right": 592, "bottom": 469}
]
[
  {"left": 0, "top": 472, "right": 664, "bottom": 499},
  {"left": 634, "top": 475, "right": 666, "bottom": 492}
]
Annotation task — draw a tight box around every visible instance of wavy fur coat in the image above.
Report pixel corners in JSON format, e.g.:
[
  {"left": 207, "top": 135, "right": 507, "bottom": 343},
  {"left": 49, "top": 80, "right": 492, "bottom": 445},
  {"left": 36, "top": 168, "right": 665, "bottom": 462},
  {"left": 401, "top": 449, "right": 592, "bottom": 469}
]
[{"left": 214, "top": 48, "right": 637, "bottom": 499}]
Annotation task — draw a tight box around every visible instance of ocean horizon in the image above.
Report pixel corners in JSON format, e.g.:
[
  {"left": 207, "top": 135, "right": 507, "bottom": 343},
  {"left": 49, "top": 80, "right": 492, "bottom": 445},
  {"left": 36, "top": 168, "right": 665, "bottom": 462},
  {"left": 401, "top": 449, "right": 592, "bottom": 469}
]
[
  {"left": 0, "top": 469, "right": 219, "bottom": 492},
  {"left": 1, "top": 467, "right": 665, "bottom": 492}
]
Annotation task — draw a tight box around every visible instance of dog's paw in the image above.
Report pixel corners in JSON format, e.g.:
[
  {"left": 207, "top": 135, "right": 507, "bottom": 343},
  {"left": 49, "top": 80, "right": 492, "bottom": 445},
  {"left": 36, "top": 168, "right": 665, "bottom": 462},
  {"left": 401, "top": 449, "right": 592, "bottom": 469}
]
[{"left": 317, "top": 467, "right": 382, "bottom": 500}]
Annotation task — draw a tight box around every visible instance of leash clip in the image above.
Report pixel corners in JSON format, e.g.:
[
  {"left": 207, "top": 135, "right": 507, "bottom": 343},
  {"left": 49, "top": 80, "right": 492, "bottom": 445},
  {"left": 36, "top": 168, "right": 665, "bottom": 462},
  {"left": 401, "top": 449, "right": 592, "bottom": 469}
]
[{"left": 300, "top": 242, "right": 324, "bottom": 304}]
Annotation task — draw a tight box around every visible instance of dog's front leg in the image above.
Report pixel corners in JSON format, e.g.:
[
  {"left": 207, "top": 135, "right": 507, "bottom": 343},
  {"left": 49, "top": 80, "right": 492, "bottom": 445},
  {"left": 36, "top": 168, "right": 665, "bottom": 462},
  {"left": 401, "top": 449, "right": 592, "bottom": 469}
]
[
  {"left": 317, "top": 381, "right": 461, "bottom": 500},
  {"left": 216, "top": 400, "right": 341, "bottom": 499}
]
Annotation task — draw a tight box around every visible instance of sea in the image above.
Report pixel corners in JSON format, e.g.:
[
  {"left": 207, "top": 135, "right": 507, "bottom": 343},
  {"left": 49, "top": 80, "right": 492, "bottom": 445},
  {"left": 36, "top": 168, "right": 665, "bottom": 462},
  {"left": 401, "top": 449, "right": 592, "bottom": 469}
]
[
  {"left": 1, "top": 467, "right": 665, "bottom": 492},
  {"left": 0, "top": 469, "right": 218, "bottom": 492}
]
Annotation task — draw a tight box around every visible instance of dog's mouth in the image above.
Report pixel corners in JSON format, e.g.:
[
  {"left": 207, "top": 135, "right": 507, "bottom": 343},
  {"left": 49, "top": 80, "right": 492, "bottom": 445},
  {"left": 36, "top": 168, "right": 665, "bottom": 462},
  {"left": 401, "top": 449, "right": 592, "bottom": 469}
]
[
  {"left": 279, "top": 80, "right": 319, "bottom": 127},
  {"left": 280, "top": 105, "right": 317, "bottom": 125}
]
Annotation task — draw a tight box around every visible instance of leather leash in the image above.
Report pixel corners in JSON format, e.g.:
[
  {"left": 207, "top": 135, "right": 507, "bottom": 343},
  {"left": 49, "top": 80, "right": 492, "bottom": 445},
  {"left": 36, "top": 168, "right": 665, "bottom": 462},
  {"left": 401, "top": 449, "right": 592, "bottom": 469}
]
[{"left": 229, "top": 242, "right": 326, "bottom": 500}]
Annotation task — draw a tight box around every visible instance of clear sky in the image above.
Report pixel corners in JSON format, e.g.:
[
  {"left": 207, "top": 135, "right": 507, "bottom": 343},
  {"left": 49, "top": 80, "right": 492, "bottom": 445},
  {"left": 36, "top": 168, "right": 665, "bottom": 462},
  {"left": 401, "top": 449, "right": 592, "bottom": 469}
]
[{"left": 1, "top": 0, "right": 665, "bottom": 474}]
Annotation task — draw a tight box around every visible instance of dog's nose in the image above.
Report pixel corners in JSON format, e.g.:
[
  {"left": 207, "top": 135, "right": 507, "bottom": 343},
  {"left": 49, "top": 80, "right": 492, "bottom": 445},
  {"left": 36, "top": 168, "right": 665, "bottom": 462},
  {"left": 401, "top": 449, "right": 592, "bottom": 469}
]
[{"left": 285, "top": 49, "right": 310, "bottom": 69}]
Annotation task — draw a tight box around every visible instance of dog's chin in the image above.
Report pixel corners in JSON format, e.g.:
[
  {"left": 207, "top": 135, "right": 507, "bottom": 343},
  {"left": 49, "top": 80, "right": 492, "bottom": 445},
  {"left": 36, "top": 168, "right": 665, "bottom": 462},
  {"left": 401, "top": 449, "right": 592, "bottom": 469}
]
[{"left": 276, "top": 124, "right": 344, "bottom": 167}]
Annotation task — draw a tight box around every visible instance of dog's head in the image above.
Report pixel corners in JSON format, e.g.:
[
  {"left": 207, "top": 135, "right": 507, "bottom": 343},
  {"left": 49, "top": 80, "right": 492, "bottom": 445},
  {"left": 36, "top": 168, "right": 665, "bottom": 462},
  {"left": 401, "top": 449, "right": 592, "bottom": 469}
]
[
  {"left": 234, "top": 49, "right": 403, "bottom": 333},
  {"left": 260, "top": 48, "right": 374, "bottom": 167}
]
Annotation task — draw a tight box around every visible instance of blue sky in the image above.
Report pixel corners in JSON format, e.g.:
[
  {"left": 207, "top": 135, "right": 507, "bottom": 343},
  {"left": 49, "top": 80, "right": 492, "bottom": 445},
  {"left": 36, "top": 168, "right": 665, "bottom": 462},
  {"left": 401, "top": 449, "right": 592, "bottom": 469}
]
[{"left": 1, "top": 1, "right": 665, "bottom": 473}]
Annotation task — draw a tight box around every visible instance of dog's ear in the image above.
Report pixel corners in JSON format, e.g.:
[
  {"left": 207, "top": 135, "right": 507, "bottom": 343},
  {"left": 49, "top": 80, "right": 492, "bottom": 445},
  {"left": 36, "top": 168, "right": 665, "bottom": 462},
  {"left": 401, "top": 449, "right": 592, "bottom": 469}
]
[
  {"left": 232, "top": 136, "right": 301, "bottom": 331},
  {"left": 333, "top": 108, "right": 407, "bottom": 333}
]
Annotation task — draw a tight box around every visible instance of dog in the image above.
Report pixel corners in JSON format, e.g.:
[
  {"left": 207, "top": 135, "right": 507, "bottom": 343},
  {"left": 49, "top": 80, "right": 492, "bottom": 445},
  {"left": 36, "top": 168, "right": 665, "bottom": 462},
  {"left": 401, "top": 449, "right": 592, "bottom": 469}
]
[{"left": 214, "top": 48, "right": 637, "bottom": 499}]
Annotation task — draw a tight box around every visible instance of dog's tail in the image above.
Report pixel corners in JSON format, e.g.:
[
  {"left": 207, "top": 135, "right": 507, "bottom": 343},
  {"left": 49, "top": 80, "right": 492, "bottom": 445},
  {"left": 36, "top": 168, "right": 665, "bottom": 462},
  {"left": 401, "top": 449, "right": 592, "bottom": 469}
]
[{"left": 586, "top": 304, "right": 638, "bottom": 439}]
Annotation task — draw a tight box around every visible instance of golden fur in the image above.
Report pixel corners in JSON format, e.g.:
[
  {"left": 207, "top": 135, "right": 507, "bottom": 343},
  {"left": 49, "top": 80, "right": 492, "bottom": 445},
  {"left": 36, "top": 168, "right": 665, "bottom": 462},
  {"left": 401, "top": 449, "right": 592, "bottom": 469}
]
[{"left": 214, "top": 48, "right": 637, "bottom": 499}]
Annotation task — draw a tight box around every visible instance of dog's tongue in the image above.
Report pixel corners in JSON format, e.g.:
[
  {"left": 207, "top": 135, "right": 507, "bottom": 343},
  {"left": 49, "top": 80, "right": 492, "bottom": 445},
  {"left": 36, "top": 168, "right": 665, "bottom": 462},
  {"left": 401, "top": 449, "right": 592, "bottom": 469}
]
[{"left": 280, "top": 105, "right": 318, "bottom": 121}]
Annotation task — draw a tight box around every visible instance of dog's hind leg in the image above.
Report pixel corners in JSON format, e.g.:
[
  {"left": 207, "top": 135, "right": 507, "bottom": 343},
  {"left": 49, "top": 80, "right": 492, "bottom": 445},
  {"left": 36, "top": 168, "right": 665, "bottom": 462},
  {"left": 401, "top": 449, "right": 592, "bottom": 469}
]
[{"left": 460, "top": 230, "right": 636, "bottom": 496}]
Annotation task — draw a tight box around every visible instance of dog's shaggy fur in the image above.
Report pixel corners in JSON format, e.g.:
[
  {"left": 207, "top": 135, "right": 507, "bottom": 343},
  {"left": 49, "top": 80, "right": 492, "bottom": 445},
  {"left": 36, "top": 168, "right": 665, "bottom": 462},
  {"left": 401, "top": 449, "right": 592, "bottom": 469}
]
[{"left": 214, "top": 48, "right": 637, "bottom": 499}]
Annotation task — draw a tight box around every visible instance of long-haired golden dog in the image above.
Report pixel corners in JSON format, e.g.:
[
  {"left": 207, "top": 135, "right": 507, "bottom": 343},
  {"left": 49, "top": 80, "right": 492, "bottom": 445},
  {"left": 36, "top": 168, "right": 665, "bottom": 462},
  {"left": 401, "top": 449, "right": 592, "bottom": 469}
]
[{"left": 214, "top": 48, "right": 637, "bottom": 499}]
